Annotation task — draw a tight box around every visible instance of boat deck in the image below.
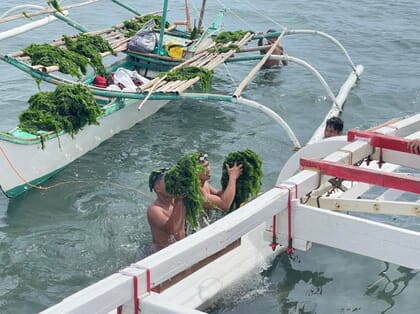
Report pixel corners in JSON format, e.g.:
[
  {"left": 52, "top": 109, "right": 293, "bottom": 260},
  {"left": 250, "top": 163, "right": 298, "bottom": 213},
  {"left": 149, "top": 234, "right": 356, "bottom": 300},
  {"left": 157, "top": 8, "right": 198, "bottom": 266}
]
[{"left": 7, "top": 22, "right": 254, "bottom": 95}]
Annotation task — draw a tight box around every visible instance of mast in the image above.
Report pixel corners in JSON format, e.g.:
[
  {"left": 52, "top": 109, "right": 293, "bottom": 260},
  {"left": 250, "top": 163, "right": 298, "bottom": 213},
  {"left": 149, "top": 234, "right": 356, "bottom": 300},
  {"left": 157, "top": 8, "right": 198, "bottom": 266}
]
[
  {"left": 197, "top": 0, "right": 207, "bottom": 32},
  {"left": 156, "top": 0, "right": 169, "bottom": 55}
]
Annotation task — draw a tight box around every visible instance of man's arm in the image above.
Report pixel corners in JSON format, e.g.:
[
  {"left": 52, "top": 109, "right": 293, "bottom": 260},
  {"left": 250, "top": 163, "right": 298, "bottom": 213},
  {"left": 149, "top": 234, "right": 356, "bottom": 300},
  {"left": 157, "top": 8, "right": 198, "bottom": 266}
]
[
  {"left": 203, "top": 162, "right": 242, "bottom": 211},
  {"left": 147, "top": 197, "right": 185, "bottom": 235}
]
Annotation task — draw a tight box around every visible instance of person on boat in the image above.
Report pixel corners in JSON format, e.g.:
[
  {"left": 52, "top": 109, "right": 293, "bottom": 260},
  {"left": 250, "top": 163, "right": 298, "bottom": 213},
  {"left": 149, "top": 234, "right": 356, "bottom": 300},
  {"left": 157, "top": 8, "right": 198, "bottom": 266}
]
[
  {"left": 258, "top": 29, "right": 288, "bottom": 68},
  {"left": 408, "top": 138, "right": 420, "bottom": 154},
  {"left": 198, "top": 153, "right": 243, "bottom": 214},
  {"left": 324, "top": 116, "right": 344, "bottom": 138},
  {"left": 147, "top": 168, "right": 186, "bottom": 252}
]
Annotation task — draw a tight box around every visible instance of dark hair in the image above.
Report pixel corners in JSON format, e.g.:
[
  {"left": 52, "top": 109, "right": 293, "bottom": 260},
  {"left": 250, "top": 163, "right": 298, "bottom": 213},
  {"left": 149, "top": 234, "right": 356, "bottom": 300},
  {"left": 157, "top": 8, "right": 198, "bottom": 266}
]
[
  {"left": 149, "top": 167, "right": 168, "bottom": 192},
  {"left": 326, "top": 116, "right": 344, "bottom": 132}
]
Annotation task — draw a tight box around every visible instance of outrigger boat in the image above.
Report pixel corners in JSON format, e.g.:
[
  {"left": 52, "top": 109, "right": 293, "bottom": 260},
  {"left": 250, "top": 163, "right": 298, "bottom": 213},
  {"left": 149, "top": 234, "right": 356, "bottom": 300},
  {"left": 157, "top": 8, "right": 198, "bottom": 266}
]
[
  {"left": 40, "top": 114, "right": 419, "bottom": 313},
  {"left": 0, "top": 0, "right": 363, "bottom": 198}
]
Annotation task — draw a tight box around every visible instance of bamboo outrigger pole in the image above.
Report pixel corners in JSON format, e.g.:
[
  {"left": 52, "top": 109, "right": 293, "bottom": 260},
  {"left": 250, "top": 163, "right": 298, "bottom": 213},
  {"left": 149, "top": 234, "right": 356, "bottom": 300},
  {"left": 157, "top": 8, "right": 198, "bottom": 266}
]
[{"left": 0, "top": 0, "right": 101, "bottom": 24}]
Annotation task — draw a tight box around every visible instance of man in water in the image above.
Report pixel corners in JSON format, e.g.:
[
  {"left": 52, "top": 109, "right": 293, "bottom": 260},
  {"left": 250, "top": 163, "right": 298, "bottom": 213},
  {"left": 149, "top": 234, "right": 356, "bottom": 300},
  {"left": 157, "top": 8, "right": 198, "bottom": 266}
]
[
  {"left": 258, "top": 29, "right": 288, "bottom": 68},
  {"left": 198, "top": 153, "right": 243, "bottom": 212},
  {"left": 147, "top": 168, "right": 186, "bottom": 252},
  {"left": 324, "top": 116, "right": 344, "bottom": 138}
]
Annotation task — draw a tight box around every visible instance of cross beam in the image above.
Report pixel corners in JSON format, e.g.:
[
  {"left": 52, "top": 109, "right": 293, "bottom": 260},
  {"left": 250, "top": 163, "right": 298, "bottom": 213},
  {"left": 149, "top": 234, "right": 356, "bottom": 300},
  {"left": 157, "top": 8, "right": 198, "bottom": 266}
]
[
  {"left": 347, "top": 129, "right": 412, "bottom": 153},
  {"left": 300, "top": 158, "right": 420, "bottom": 194}
]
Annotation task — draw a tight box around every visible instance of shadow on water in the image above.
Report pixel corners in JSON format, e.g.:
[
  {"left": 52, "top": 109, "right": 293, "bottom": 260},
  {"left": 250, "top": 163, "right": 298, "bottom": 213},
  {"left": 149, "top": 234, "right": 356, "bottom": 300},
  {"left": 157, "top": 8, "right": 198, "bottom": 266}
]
[
  {"left": 262, "top": 252, "right": 334, "bottom": 313},
  {"left": 365, "top": 263, "right": 419, "bottom": 314}
]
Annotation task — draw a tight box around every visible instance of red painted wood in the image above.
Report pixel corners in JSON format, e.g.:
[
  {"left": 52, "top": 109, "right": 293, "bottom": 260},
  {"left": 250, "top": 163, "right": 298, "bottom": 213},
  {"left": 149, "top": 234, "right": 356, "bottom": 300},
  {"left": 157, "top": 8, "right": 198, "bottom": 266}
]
[
  {"left": 347, "top": 129, "right": 412, "bottom": 153},
  {"left": 300, "top": 158, "right": 420, "bottom": 194}
]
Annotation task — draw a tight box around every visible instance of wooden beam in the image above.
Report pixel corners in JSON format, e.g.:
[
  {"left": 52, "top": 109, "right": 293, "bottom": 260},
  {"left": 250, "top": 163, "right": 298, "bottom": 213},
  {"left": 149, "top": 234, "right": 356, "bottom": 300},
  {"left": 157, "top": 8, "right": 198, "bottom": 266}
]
[
  {"left": 300, "top": 158, "right": 420, "bottom": 194},
  {"left": 347, "top": 129, "right": 413, "bottom": 153},
  {"left": 306, "top": 197, "right": 420, "bottom": 216},
  {"left": 277, "top": 204, "right": 420, "bottom": 270}
]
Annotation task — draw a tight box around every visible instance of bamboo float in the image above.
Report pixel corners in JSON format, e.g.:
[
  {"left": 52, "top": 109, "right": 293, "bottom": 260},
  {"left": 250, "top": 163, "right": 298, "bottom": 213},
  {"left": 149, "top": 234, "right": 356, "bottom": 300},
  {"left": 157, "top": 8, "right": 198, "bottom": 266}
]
[{"left": 233, "top": 29, "right": 287, "bottom": 98}]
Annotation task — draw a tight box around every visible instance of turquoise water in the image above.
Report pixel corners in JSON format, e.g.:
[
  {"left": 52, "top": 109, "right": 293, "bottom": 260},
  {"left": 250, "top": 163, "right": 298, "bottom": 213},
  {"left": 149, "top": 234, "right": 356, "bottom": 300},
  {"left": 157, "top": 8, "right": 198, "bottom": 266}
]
[{"left": 0, "top": 0, "right": 419, "bottom": 313}]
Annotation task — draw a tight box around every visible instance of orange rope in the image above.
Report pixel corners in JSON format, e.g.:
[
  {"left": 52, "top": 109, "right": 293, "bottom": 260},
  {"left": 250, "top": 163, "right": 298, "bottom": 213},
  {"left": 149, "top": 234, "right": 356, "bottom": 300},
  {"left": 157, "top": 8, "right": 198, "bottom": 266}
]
[{"left": 0, "top": 143, "right": 150, "bottom": 196}]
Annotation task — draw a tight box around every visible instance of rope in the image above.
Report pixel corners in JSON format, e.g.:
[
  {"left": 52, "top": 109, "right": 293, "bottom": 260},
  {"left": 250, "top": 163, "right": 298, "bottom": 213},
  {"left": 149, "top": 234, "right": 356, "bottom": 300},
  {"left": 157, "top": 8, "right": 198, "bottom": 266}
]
[
  {"left": 0, "top": 143, "right": 48, "bottom": 191},
  {"left": 131, "top": 264, "right": 151, "bottom": 293},
  {"left": 118, "top": 270, "right": 139, "bottom": 314},
  {"left": 231, "top": 0, "right": 287, "bottom": 31},
  {"left": 0, "top": 143, "right": 151, "bottom": 197},
  {"left": 222, "top": 63, "right": 238, "bottom": 87}
]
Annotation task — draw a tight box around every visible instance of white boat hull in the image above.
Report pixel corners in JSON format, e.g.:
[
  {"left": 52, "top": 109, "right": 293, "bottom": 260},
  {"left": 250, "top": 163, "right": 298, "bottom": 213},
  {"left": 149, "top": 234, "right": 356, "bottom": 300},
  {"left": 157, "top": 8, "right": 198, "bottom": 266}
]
[{"left": 0, "top": 98, "right": 169, "bottom": 196}]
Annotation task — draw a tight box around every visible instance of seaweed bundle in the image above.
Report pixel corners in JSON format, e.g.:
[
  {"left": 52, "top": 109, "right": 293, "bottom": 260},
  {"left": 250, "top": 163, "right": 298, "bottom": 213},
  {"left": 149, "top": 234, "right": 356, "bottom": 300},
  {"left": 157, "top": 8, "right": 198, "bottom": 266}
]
[
  {"left": 18, "top": 84, "right": 102, "bottom": 136},
  {"left": 221, "top": 149, "right": 263, "bottom": 211},
  {"left": 164, "top": 152, "right": 205, "bottom": 228}
]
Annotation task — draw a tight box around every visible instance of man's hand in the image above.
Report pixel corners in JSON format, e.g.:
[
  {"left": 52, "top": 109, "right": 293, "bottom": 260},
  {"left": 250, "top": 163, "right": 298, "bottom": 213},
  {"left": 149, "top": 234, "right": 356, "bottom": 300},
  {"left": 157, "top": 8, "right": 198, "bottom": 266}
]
[
  {"left": 226, "top": 161, "right": 243, "bottom": 180},
  {"left": 408, "top": 138, "right": 420, "bottom": 154}
]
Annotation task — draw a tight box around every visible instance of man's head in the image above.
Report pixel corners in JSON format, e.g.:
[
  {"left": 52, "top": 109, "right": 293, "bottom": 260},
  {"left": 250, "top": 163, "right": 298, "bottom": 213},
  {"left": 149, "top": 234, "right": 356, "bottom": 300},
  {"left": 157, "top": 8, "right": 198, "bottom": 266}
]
[
  {"left": 197, "top": 152, "right": 211, "bottom": 182},
  {"left": 149, "top": 167, "right": 168, "bottom": 193},
  {"left": 324, "top": 116, "right": 344, "bottom": 138}
]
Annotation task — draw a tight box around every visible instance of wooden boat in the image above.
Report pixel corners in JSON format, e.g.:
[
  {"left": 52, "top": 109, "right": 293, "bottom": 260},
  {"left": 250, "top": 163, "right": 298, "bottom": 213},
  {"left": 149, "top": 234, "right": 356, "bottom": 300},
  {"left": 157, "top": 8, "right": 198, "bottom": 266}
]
[
  {"left": 0, "top": 0, "right": 362, "bottom": 200},
  {"left": 39, "top": 114, "right": 419, "bottom": 313}
]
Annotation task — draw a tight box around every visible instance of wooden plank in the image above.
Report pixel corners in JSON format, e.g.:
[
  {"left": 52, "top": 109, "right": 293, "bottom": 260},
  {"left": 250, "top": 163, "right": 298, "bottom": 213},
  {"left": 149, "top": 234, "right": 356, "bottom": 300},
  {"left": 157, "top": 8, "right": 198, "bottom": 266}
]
[
  {"left": 306, "top": 197, "right": 420, "bottom": 216},
  {"left": 300, "top": 158, "right": 420, "bottom": 194},
  {"left": 276, "top": 204, "right": 420, "bottom": 270},
  {"left": 152, "top": 239, "right": 241, "bottom": 293}
]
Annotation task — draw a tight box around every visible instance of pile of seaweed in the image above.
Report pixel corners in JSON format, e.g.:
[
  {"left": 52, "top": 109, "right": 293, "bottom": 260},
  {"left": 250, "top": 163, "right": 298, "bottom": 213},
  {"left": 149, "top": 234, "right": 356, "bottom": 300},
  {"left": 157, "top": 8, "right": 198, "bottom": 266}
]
[
  {"left": 161, "top": 66, "right": 213, "bottom": 92},
  {"left": 23, "top": 33, "right": 113, "bottom": 79},
  {"left": 122, "top": 14, "right": 170, "bottom": 37},
  {"left": 164, "top": 152, "right": 205, "bottom": 228},
  {"left": 18, "top": 84, "right": 102, "bottom": 136},
  {"left": 208, "top": 30, "right": 255, "bottom": 54},
  {"left": 221, "top": 149, "right": 263, "bottom": 211}
]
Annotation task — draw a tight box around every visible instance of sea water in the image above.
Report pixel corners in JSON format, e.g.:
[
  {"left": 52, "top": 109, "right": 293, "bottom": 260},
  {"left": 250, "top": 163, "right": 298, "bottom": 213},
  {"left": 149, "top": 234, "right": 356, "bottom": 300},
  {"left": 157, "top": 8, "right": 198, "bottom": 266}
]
[{"left": 0, "top": 0, "right": 419, "bottom": 313}]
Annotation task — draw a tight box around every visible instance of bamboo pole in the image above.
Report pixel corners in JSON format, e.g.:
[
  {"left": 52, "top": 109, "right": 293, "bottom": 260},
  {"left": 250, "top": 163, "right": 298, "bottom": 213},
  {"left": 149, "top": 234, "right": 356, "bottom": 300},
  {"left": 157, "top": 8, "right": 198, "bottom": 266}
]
[
  {"left": 138, "top": 32, "right": 255, "bottom": 106},
  {"left": 0, "top": 0, "right": 102, "bottom": 24},
  {"left": 233, "top": 29, "right": 287, "bottom": 98},
  {"left": 197, "top": 0, "right": 207, "bottom": 32}
]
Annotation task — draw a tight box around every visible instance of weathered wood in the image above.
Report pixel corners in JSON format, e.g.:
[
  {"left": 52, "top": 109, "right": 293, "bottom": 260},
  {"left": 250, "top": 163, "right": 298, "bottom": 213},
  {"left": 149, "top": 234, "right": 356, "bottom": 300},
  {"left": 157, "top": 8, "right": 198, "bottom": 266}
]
[{"left": 306, "top": 197, "right": 420, "bottom": 216}]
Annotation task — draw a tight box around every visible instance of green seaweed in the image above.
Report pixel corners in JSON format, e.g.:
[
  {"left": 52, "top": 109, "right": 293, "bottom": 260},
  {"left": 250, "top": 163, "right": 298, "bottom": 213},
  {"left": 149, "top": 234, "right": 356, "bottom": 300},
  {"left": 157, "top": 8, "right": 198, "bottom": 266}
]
[
  {"left": 122, "top": 14, "right": 170, "bottom": 37},
  {"left": 164, "top": 152, "right": 205, "bottom": 228},
  {"left": 161, "top": 66, "right": 213, "bottom": 92},
  {"left": 18, "top": 84, "right": 102, "bottom": 136},
  {"left": 220, "top": 149, "right": 263, "bottom": 211},
  {"left": 213, "top": 30, "right": 254, "bottom": 44},
  {"left": 63, "top": 33, "right": 114, "bottom": 77}
]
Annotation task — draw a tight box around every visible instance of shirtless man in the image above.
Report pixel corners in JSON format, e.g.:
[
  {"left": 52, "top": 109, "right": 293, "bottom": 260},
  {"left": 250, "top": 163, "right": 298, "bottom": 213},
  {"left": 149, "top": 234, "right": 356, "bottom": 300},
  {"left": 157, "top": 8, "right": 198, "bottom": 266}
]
[
  {"left": 258, "top": 29, "right": 288, "bottom": 68},
  {"left": 147, "top": 168, "right": 186, "bottom": 252},
  {"left": 198, "top": 153, "right": 243, "bottom": 211}
]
